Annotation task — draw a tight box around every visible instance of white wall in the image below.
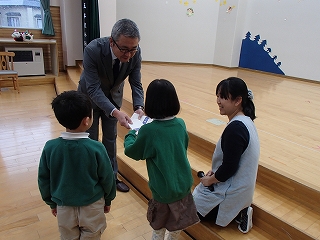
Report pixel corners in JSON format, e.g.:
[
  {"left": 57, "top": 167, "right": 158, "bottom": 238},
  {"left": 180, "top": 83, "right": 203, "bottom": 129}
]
[
  {"left": 243, "top": 0, "right": 320, "bottom": 81},
  {"left": 117, "top": 0, "right": 219, "bottom": 64},
  {"left": 50, "top": 0, "right": 60, "bottom": 7},
  {"left": 59, "top": 0, "right": 320, "bottom": 81},
  {"left": 59, "top": 0, "right": 83, "bottom": 67},
  {"left": 213, "top": 0, "right": 248, "bottom": 67},
  {"left": 116, "top": 0, "right": 320, "bottom": 81},
  {"left": 98, "top": 0, "right": 116, "bottom": 37},
  {"left": 57, "top": 0, "right": 116, "bottom": 67}
]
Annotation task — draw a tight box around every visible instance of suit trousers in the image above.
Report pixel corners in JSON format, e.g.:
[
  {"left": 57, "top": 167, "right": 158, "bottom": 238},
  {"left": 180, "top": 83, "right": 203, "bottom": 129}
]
[{"left": 87, "top": 107, "right": 118, "bottom": 179}]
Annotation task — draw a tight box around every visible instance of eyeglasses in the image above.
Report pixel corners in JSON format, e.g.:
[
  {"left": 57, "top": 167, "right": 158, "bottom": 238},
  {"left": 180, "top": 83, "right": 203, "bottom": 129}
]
[{"left": 112, "top": 37, "right": 138, "bottom": 54}]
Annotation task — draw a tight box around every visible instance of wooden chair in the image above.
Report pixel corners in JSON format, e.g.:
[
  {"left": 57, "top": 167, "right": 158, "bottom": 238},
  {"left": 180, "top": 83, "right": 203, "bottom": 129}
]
[{"left": 0, "top": 52, "right": 20, "bottom": 93}]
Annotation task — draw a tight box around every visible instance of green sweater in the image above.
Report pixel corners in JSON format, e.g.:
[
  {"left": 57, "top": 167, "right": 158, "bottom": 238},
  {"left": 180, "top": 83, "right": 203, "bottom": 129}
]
[
  {"left": 38, "top": 137, "right": 116, "bottom": 209},
  {"left": 124, "top": 117, "right": 193, "bottom": 203}
]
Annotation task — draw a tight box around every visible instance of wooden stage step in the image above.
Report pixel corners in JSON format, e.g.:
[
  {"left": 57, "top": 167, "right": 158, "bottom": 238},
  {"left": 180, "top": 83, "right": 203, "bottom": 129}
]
[
  {"left": 54, "top": 69, "right": 78, "bottom": 94},
  {"left": 116, "top": 149, "right": 273, "bottom": 240},
  {"left": 117, "top": 98, "right": 319, "bottom": 240}
]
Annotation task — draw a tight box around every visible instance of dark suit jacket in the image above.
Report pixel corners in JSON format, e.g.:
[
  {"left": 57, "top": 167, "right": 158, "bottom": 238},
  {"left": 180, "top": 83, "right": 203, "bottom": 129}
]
[{"left": 78, "top": 37, "right": 144, "bottom": 115}]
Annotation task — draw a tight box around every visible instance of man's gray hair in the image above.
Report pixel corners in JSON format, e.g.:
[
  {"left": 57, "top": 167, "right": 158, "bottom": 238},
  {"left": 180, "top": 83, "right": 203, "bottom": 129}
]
[{"left": 111, "top": 19, "right": 140, "bottom": 41}]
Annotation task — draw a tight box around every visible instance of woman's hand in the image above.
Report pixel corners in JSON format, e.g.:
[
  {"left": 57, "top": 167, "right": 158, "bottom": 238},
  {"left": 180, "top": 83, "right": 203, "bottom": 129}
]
[
  {"left": 201, "top": 171, "right": 219, "bottom": 186},
  {"left": 51, "top": 208, "right": 57, "bottom": 217},
  {"left": 206, "top": 170, "right": 214, "bottom": 176}
]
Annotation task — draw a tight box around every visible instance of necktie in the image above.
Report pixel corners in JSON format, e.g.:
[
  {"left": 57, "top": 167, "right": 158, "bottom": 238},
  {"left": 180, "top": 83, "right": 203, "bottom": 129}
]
[{"left": 113, "top": 58, "right": 120, "bottom": 80}]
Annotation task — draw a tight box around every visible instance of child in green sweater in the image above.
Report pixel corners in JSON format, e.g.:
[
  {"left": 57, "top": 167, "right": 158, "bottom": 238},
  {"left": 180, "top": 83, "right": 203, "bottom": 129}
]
[
  {"left": 38, "top": 90, "right": 116, "bottom": 240},
  {"left": 124, "top": 79, "right": 199, "bottom": 240}
]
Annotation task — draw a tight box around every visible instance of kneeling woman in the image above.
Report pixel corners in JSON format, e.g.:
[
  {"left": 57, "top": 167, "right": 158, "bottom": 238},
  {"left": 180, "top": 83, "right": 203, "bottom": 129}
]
[{"left": 193, "top": 77, "right": 260, "bottom": 234}]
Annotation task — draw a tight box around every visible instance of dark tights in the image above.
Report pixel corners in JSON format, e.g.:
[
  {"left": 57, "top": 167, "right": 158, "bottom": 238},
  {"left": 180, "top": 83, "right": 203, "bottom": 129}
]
[{"left": 197, "top": 205, "right": 219, "bottom": 221}]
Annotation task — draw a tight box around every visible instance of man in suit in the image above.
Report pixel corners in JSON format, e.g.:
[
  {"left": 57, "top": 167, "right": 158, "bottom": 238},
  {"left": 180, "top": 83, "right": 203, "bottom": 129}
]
[{"left": 78, "top": 19, "right": 144, "bottom": 192}]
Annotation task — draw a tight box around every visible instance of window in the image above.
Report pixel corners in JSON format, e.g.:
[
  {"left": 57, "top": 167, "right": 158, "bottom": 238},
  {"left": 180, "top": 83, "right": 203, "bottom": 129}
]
[
  {"left": 34, "top": 13, "right": 42, "bottom": 28},
  {"left": 6, "top": 12, "right": 21, "bottom": 27},
  {"left": 0, "top": 0, "right": 42, "bottom": 29}
]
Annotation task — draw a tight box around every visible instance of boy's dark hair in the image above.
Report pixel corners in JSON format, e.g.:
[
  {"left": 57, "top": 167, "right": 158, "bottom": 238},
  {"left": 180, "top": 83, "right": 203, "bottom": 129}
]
[
  {"left": 216, "top": 77, "right": 256, "bottom": 120},
  {"left": 51, "top": 90, "right": 92, "bottom": 130},
  {"left": 145, "top": 79, "right": 180, "bottom": 119}
]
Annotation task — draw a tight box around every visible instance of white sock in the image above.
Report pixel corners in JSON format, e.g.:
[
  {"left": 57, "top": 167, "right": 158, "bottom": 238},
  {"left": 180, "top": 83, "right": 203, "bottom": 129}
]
[
  {"left": 152, "top": 228, "right": 166, "bottom": 240},
  {"left": 167, "top": 230, "right": 181, "bottom": 240}
]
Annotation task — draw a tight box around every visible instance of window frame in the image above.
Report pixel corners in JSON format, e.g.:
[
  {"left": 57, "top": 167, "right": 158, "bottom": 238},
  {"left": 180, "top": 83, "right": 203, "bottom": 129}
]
[{"left": 0, "top": 1, "right": 43, "bottom": 30}]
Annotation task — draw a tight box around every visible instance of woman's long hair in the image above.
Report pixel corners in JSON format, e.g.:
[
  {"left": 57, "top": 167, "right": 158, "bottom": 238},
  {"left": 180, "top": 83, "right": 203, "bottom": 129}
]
[{"left": 216, "top": 77, "right": 256, "bottom": 121}]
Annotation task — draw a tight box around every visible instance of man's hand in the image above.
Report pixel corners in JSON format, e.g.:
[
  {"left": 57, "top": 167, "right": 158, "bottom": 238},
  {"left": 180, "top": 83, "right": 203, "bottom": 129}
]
[
  {"left": 113, "top": 109, "right": 132, "bottom": 129},
  {"left": 104, "top": 205, "right": 111, "bottom": 213},
  {"left": 134, "top": 108, "right": 144, "bottom": 119}
]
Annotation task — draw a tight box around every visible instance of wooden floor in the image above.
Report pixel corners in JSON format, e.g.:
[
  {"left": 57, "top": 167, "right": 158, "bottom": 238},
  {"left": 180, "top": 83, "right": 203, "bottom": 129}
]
[
  {"left": 0, "top": 84, "right": 191, "bottom": 240},
  {"left": 1, "top": 62, "right": 320, "bottom": 239}
]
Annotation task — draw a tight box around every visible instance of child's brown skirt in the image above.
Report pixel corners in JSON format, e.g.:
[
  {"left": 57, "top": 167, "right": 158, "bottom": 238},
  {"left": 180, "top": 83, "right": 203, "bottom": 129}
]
[{"left": 147, "top": 192, "right": 200, "bottom": 231}]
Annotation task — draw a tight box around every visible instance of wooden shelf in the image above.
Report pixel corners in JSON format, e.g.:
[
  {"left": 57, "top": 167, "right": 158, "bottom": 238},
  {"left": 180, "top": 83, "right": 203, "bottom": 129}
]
[{"left": 0, "top": 38, "right": 59, "bottom": 76}]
